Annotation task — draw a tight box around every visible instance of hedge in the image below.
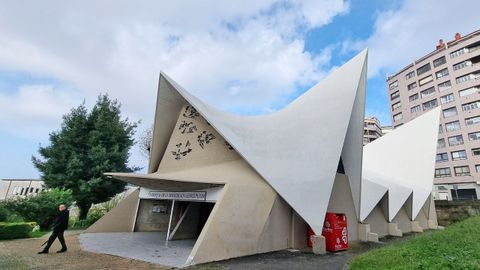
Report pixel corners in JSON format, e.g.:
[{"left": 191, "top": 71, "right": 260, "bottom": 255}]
[{"left": 0, "top": 222, "right": 37, "bottom": 240}]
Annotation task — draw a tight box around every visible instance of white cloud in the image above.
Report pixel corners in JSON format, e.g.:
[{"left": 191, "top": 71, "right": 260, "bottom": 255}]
[
  {"left": 342, "top": 0, "right": 480, "bottom": 78},
  {"left": 0, "top": 0, "right": 348, "bottom": 119},
  {"left": 0, "top": 84, "right": 79, "bottom": 139},
  {"left": 0, "top": 0, "right": 349, "bottom": 168}
]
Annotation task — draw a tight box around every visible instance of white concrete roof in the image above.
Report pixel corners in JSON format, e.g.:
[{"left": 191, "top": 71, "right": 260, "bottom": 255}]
[
  {"left": 148, "top": 49, "right": 368, "bottom": 234},
  {"left": 360, "top": 107, "right": 440, "bottom": 222}
]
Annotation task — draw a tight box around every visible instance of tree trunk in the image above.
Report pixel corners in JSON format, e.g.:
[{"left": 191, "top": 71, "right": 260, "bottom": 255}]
[{"left": 78, "top": 203, "right": 91, "bottom": 220}]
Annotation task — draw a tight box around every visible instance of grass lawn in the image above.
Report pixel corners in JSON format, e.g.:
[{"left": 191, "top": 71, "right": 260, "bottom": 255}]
[{"left": 350, "top": 216, "right": 480, "bottom": 269}]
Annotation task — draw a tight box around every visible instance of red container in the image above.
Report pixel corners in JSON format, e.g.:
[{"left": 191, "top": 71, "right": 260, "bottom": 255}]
[{"left": 321, "top": 212, "right": 348, "bottom": 252}]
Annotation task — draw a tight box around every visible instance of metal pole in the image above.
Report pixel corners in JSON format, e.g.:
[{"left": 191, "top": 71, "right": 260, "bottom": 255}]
[
  {"left": 4, "top": 180, "right": 12, "bottom": 200},
  {"left": 26, "top": 180, "right": 32, "bottom": 195},
  {"left": 166, "top": 200, "right": 175, "bottom": 242}
]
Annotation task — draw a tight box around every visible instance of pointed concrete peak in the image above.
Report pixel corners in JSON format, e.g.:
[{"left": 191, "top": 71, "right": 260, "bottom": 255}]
[
  {"left": 152, "top": 52, "right": 367, "bottom": 235},
  {"left": 360, "top": 176, "right": 388, "bottom": 221}
]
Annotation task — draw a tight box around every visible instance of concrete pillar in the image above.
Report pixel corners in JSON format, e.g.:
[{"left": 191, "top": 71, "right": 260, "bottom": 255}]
[
  {"left": 388, "top": 223, "right": 403, "bottom": 237},
  {"left": 358, "top": 223, "right": 379, "bottom": 242},
  {"left": 411, "top": 221, "right": 424, "bottom": 233},
  {"left": 311, "top": 235, "right": 326, "bottom": 254},
  {"left": 427, "top": 219, "right": 438, "bottom": 229}
]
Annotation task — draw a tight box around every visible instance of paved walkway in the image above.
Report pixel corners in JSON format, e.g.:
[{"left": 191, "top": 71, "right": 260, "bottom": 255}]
[
  {"left": 0, "top": 230, "right": 168, "bottom": 270},
  {"left": 193, "top": 241, "right": 384, "bottom": 270},
  {"left": 80, "top": 232, "right": 196, "bottom": 268}
]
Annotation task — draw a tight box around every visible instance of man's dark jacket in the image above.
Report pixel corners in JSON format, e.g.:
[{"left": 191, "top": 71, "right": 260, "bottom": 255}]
[{"left": 52, "top": 210, "right": 69, "bottom": 232}]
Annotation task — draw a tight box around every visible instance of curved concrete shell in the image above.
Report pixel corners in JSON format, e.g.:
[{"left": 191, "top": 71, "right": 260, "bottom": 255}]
[
  {"left": 360, "top": 108, "right": 441, "bottom": 222},
  {"left": 149, "top": 49, "right": 368, "bottom": 234}
]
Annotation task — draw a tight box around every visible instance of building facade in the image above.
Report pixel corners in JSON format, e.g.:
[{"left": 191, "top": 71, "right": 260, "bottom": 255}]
[
  {"left": 363, "top": 117, "right": 392, "bottom": 145},
  {"left": 82, "top": 50, "right": 440, "bottom": 267},
  {"left": 363, "top": 117, "right": 382, "bottom": 145},
  {"left": 387, "top": 29, "right": 480, "bottom": 201},
  {"left": 0, "top": 179, "right": 44, "bottom": 200}
]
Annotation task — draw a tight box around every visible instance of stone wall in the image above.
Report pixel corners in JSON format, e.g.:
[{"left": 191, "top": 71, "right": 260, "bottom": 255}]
[{"left": 435, "top": 200, "right": 480, "bottom": 226}]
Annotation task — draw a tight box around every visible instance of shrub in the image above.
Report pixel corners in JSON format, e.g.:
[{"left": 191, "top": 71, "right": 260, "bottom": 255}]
[
  {"left": 68, "top": 193, "right": 123, "bottom": 229},
  {"left": 69, "top": 218, "right": 91, "bottom": 230},
  {"left": 0, "top": 207, "right": 10, "bottom": 222},
  {"left": 1, "top": 188, "right": 73, "bottom": 230},
  {"left": 0, "top": 222, "right": 36, "bottom": 240}
]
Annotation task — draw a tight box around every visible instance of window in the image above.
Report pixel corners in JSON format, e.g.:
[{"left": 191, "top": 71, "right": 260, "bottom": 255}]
[
  {"left": 453, "top": 60, "right": 472, "bottom": 71},
  {"left": 438, "top": 81, "right": 452, "bottom": 91},
  {"left": 433, "top": 56, "right": 446, "bottom": 67},
  {"left": 445, "top": 120, "right": 461, "bottom": 132},
  {"left": 466, "top": 115, "right": 480, "bottom": 126},
  {"left": 436, "top": 68, "right": 449, "bottom": 79},
  {"left": 422, "top": 99, "right": 438, "bottom": 111},
  {"left": 454, "top": 166, "right": 470, "bottom": 176},
  {"left": 442, "top": 107, "right": 457, "bottom": 118},
  {"left": 416, "top": 63, "right": 431, "bottom": 76},
  {"left": 407, "top": 82, "right": 417, "bottom": 90},
  {"left": 406, "top": 70, "right": 415, "bottom": 79},
  {"left": 472, "top": 147, "right": 480, "bottom": 156},
  {"left": 420, "top": 86, "right": 436, "bottom": 98},
  {"left": 451, "top": 150, "right": 467, "bottom": 161},
  {"left": 389, "top": 80, "right": 399, "bottom": 90},
  {"left": 419, "top": 75, "right": 434, "bottom": 86},
  {"left": 390, "top": 91, "right": 400, "bottom": 100},
  {"left": 448, "top": 135, "right": 464, "bottom": 146},
  {"left": 409, "top": 93, "right": 419, "bottom": 102},
  {"left": 440, "top": 93, "right": 455, "bottom": 104},
  {"left": 459, "top": 86, "right": 479, "bottom": 97},
  {"left": 456, "top": 74, "right": 476, "bottom": 84},
  {"left": 468, "top": 131, "right": 480, "bottom": 141},
  {"left": 436, "top": 153, "right": 448, "bottom": 162},
  {"left": 435, "top": 167, "right": 451, "bottom": 177},
  {"left": 462, "top": 100, "right": 480, "bottom": 111},
  {"left": 437, "top": 138, "right": 446, "bottom": 148},
  {"left": 476, "top": 165, "right": 480, "bottom": 172},
  {"left": 439, "top": 124, "right": 443, "bottom": 134},
  {"left": 450, "top": 48, "right": 467, "bottom": 58},
  {"left": 393, "top": 112, "right": 403, "bottom": 122},
  {"left": 392, "top": 102, "right": 401, "bottom": 111},
  {"left": 411, "top": 105, "right": 421, "bottom": 113}
]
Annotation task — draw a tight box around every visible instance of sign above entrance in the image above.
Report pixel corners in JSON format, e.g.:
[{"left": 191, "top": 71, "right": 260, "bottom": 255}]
[{"left": 140, "top": 190, "right": 207, "bottom": 201}]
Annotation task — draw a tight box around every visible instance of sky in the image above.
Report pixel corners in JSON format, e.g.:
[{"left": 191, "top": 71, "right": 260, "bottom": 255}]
[{"left": 0, "top": 0, "right": 479, "bottom": 179}]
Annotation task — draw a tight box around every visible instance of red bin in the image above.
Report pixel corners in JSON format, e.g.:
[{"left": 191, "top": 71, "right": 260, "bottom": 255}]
[{"left": 321, "top": 212, "right": 348, "bottom": 252}]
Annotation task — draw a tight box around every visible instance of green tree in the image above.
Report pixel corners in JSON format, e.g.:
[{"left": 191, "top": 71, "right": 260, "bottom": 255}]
[{"left": 33, "top": 94, "right": 138, "bottom": 219}]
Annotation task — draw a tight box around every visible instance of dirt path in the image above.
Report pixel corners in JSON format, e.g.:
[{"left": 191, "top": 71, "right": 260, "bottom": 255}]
[{"left": 0, "top": 230, "right": 169, "bottom": 270}]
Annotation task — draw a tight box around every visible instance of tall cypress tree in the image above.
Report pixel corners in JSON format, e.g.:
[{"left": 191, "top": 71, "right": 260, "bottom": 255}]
[{"left": 33, "top": 94, "right": 138, "bottom": 219}]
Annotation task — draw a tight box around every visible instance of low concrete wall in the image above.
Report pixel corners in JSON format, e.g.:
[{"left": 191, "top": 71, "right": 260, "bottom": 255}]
[{"left": 435, "top": 200, "right": 480, "bottom": 226}]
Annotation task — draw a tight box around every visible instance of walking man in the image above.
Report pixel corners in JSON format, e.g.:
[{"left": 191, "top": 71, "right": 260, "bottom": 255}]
[{"left": 38, "top": 204, "right": 69, "bottom": 254}]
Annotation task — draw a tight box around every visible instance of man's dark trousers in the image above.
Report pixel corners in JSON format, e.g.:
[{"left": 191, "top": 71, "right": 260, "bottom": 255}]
[
  {"left": 43, "top": 229, "right": 67, "bottom": 251},
  {"left": 41, "top": 209, "right": 69, "bottom": 252}
]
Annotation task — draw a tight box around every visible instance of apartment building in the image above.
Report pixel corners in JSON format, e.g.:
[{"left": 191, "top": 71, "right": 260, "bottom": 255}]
[
  {"left": 363, "top": 117, "right": 382, "bottom": 145},
  {"left": 363, "top": 117, "right": 392, "bottom": 145},
  {"left": 387, "top": 30, "right": 480, "bottom": 201}
]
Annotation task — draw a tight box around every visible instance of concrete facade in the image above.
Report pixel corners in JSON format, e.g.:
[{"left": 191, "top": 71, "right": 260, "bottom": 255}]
[
  {"left": 363, "top": 117, "right": 382, "bottom": 145},
  {"left": 84, "top": 49, "right": 440, "bottom": 267},
  {"left": 0, "top": 179, "right": 44, "bottom": 200},
  {"left": 386, "top": 29, "right": 480, "bottom": 199}
]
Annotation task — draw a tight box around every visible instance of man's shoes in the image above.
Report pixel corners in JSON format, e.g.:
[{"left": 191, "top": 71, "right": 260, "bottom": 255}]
[
  {"left": 38, "top": 250, "right": 48, "bottom": 254},
  {"left": 56, "top": 249, "right": 67, "bottom": 253}
]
